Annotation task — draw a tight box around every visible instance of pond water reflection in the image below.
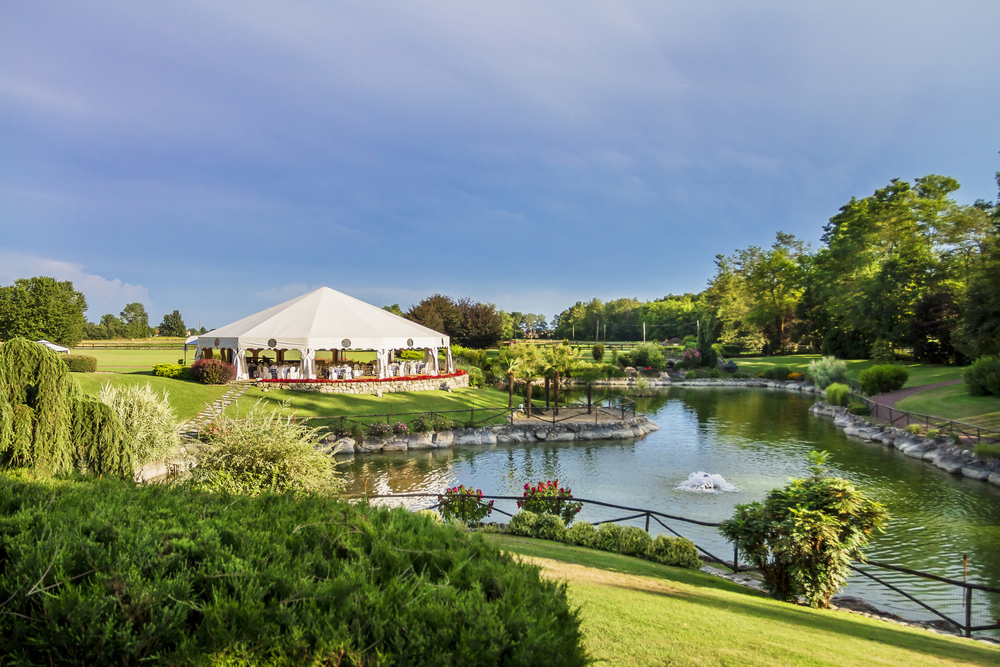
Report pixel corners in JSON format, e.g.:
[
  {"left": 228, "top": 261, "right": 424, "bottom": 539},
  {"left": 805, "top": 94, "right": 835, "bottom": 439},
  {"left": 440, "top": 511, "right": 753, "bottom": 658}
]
[{"left": 336, "top": 387, "right": 1000, "bottom": 592}]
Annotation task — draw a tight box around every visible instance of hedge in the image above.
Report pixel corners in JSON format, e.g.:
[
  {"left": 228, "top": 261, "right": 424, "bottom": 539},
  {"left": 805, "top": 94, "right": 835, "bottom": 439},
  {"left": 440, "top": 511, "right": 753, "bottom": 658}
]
[
  {"left": 858, "top": 364, "right": 908, "bottom": 396},
  {"left": 62, "top": 354, "right": 97, "bottom": 373},
  {"left": 0, "top": 472, "right": 586, "bottom": 666}
]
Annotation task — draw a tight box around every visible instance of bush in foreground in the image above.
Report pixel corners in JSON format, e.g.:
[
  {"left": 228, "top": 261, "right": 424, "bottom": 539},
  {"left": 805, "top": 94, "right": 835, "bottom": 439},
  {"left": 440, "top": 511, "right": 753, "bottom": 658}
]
[
  {"left": 964, "top": 355, "right": 1000, "bottom": 396},
  {"left": 0, "top": 471, "right": 586, "bottom": 665},
  {"left": 190, "top": 400, "right": 341, "bottom": 497},
  {"left": 858, "top": 364, "right": 908, "bottom": 396},
  {"left": 62, "top": 354, "right": 97, "bottom": 372},
  {"left": 152, "top": 363, "right": 189, "bottom": 379}
]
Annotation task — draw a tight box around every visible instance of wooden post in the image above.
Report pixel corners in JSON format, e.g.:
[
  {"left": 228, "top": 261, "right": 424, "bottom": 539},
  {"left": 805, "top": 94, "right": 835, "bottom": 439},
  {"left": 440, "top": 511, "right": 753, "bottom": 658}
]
[
  {"left": 587, "top": 383, "right": 593, "bottom": 414},
  {"left": 544, "top": 377, "right": 550, "bottom": 409},
  {"left": 525, "top": 381, "right": 532, "bottom": 416}
]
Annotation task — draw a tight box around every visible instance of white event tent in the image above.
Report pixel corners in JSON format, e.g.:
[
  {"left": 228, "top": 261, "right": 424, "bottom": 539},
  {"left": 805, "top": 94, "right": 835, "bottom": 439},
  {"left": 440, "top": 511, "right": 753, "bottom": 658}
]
[{"left": 194, "top": 287, "right": 453, "bottom": 381}]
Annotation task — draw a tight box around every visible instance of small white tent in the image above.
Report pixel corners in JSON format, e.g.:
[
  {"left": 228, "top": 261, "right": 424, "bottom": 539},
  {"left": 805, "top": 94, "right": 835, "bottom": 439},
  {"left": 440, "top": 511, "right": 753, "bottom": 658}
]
[
  {"left": 37, "top": 340, "right": 70, "bottom": 354},
  {"left": 195, "top": 287, "right": 453, "bottom": 380}
]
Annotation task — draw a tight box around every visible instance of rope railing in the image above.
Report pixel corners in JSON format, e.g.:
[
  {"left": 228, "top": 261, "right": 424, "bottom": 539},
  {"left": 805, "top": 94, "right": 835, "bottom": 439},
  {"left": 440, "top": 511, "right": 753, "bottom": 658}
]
[{"left": 346, "top": 491, "right": 1000, "bottom": 638}]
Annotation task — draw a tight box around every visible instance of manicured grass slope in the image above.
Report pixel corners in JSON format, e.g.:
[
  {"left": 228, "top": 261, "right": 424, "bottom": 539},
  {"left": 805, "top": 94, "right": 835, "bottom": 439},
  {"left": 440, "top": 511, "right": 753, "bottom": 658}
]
[
  {"left": 896, "top": 384, "right": 1000, "bottom": 431},
  {"left": 73, "top": 373, "right": 228, "bottom": 421},
  {"left": 485, "top": 535, "right": 1000, "bottom": 667}
]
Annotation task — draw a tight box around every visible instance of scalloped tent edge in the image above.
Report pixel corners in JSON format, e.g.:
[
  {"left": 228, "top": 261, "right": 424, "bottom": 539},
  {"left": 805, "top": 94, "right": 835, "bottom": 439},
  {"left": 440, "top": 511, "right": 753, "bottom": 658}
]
[{"left": 194, "top": 287, "right": 453, "bottom": 380}]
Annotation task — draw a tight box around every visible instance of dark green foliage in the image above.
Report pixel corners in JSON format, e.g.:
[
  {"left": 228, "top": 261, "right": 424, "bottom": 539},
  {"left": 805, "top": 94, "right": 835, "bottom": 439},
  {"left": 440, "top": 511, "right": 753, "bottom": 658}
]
[
  {"left": 645, "top": 535, "right": 701, "bottom": 569},
  {"left": 71, "top": 397, "right": 133, "bottom": 478},
  {"left": 0, "top": 472, "right": 587, "bottom": 666},
  {"left": 762, "top": 366, "right": 792, "bottom": 381},
  {"left": 591, "top": 343, "right": 605, "bottom": 362},
  {"left": 119, "top": 302, "right": 153, "bottom": 338},
  {"left": 507, "top": 510, "right": 540, "bottom": 537},
  {"left": 62, "top": 354, "right": 97, "bottom": 373},
  {"left": 848, "top": 402, "right": 871, "bottom": 416},
  {"left": 820, "top": 327, "right": 870, "bottom": 359},
  {"left": 0, "top": 276, "right": 88, "bottom": 346},
  {"left": 858, "top": 364, "right": 908, "bottom": 395},
  {"left": 629, "top": 343, "right": 665, "bottom": 370},
  {"left": 720, "top": 463, "right": 888, "bottom": 608},
  {"left": 157, "top": 309, "right": 187, "bottom": 337},
  {"left": 517, "top": 480, "right": 583, "bottom": 525},
  {"left": 190, "top": 358, "right": 235, "bottom": 384},
  {"left": 964, "top": 356, "right": 1000, "bottom": 397}
]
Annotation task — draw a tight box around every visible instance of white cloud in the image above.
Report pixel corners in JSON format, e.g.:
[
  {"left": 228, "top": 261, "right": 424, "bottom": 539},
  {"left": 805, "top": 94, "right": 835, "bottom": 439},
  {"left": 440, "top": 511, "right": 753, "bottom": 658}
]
[{"left": 0, "top": 249, "right": 153, "bottom": 318}]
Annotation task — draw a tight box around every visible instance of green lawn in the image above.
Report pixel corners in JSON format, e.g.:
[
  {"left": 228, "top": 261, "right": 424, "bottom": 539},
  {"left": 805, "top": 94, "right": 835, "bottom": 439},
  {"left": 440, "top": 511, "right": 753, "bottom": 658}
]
[
  {"left": 484, "top": 534, "right": 1000, "bottom": 667},
  {"left": 896, "top": 383, "right": 1000, "bottom": 431},
  {"left": 222, "top": 386, "right": 513, "bottom": 429},
  {"left": 734, "top": 355, "right": 965, "bottom": 388},
  {"left": 70, "top": 348, "right": 193, "bottom": 371},
  {"left": 72, "top": 373, "right": 228, "bottom": 422}
]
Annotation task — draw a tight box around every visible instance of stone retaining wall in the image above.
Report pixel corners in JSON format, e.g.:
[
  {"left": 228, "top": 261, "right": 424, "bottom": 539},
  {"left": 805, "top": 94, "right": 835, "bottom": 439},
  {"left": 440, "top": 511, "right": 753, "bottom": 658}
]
[
  {"left": 256, "top": 372, "right": 469, "bottom": 395},
  {"left": 320, "top": 415, "right": 659, "bottom": 455},
  {"left": 810, "top": 401, "right": 1000, "bottom": 487}
]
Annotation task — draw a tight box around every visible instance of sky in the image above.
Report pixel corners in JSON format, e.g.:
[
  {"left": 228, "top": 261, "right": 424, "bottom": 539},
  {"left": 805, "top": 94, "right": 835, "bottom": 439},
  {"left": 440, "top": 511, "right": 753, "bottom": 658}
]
[{"left": 2, "top": 1, "right": 999, "bottom": 328}]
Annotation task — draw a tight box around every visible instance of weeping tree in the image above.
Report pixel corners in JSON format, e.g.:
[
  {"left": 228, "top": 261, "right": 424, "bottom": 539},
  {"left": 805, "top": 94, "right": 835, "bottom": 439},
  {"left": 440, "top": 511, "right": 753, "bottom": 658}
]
[{"left": 0, "top": 337, "right": 138, "bottom": 479}]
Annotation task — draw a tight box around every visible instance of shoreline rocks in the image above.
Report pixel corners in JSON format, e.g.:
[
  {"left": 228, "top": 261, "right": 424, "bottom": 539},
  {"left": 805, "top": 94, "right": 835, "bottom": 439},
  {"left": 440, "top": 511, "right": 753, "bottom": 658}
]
[
  {"left": 320, "top": 415, "right": 660, "bottom": 456},
  {"left": 810, "top": 401, "right": 1000, "bottom": 486}
]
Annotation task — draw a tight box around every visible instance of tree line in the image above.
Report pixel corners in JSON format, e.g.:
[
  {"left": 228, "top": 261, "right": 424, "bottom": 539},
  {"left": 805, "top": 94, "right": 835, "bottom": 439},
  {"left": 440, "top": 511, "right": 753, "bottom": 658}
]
[
  {"left": 0, "top": 276, "right": 203, "bottom": 345},
  {"left": 554, "top": 171, "right": 1000, "bottom": 362}
]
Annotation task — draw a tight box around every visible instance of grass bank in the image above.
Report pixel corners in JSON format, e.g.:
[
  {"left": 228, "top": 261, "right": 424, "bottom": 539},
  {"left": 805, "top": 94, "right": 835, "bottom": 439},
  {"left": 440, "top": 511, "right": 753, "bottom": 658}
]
[
  {"left": 484, "top": 534, "right": 1000, "bottom": 666},
  {"left": 72, "top": 373, "right": 228, "bottom": 421},
  {"left": 733, "top": 355, "right": 965, "bottom": 388},
  {"left": 896, "top": 383, "right": 1000, "bottom": 431}
]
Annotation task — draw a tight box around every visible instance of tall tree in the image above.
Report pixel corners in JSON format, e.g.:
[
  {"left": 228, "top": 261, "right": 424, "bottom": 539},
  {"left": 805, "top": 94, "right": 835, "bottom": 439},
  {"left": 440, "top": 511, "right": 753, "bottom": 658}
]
[
  {"left": 456, "top": 299, "right": 504, "bottom": 348},
  {"left": 120, "top": 302, "right": 152, "bottom": 339},
  {"left": 0, "top": 277, "right": 87, "bottom": 346},
  {"left": 158, "top": 310, "right": 187, "bottom": 337}
]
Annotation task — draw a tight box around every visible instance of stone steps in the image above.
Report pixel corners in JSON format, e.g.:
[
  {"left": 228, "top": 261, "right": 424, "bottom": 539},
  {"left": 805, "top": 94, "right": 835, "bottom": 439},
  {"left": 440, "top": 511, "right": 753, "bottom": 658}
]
[{"left": 178, "top": 381, "right": 252, "bottom": 440}]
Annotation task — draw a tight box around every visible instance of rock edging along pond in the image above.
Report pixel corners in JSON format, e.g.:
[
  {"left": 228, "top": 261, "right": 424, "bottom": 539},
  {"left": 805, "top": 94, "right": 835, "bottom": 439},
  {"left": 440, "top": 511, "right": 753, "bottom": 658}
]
[
  {"left": 570, "top": 377, "right": 826, "bottom": 392},
  {"left": 320, "top": 415, "right": 660, "bottom": 455},
  {"left": 810, "top": 401, "right": 1000, "bottom": 487}
]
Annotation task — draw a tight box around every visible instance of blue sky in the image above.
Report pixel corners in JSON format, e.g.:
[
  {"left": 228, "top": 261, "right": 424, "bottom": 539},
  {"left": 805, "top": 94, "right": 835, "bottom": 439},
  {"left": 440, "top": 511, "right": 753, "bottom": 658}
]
[{"left": 2, "top": 1, "right": 998, "bottom": 328}]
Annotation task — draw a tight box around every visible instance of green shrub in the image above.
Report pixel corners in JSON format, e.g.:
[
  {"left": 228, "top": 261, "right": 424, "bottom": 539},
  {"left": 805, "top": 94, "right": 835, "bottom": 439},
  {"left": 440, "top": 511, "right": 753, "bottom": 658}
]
[
  {"left": 824, "top": 383, "right": 851, "bottom": 407},
  {"left": 592, "top": 523, "right": 652, "bottom": 558},
  {"left": 591, "top": 343, "right": 605, "bottom": 362},
  {"left": 974, "top": 442, "right": 1000, "bottom": 459},
  {"left": 904, "top": 424, "right": 926, "bottom": 435},
  {"left": 189, "top": 400, "right": 342, "bottom": 497},
  {"left": 397, "top": 349, "right": 424, "bottom": 361},
  {"left": 508, "top": 510, "right": 539, "bottom": 537},
  {"left": 531, "top": 513, "right": 568, "bottom": 542},
  {"left": 848, "top": 402, "right": 870, "bottom": 416},
  {"left": 858, "top": 364, "right": 908, "bottom": 396},
  {"left": 62, "top": 354, "right": 97, "bottom": 372},
  {"left": 351, "top": 424, "right": 365, "bottom": 442},
  {"left": 0, "top": 472, "right": 586, "bottom": 665},
  {"left": 430, "top": 414, "right": 455, "bottom": 431},
  {"left": 98, "top": 383, "right": 180, "bottom": 472},
  {"left": 720, "top": 455, "right": 888, "bottom": 609},
  {"left": 465, "top": 366, "right": 485, "bottom": 388},
  {"left": 565, "top": 521, "right": 597, "bottom": 547},
  {"left": 152, "top": 363, "right": 188, "bottom": 378},
  {"left": 190, "top": 358, "right": 235, "bottom": 384},
  {"left": 807, "top": 356, "right": 848, "bottom": 389},
  {"left": 645, "top": 535, "right": 701, "bottom": 569},
  {"left": 763, "top": 366, "right": 792, "bottom": 381},
  {"left": 925, "top": 428, "right": 940, "bottom": 439},
  {"left": 964, "top": 356, "right": 1000, "bottom": 396},
  {"left": 630, "top": 343, "right": 666, "bottom": 371}
]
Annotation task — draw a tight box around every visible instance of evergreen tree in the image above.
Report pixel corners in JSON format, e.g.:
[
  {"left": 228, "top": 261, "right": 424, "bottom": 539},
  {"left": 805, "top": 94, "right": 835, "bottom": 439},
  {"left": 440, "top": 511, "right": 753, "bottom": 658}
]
[{"left": 158, "top": 310, "right": 187, "bottom": 337}]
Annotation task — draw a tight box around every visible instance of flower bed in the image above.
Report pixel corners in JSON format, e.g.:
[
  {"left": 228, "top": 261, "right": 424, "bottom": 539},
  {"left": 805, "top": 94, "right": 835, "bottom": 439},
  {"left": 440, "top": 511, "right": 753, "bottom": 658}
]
[{"left": 257, "top": 370, "right": 467, "bottom": 385}]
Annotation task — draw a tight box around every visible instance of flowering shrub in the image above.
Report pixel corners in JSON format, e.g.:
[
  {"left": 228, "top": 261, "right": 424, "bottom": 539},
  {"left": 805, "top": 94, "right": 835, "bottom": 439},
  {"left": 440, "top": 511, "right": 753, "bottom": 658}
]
[
  {"left": 410, "top": 414, "right": 431, "bottom": 432},
  {"left": 679, "top": 348, "right": 702, "bottom": 369},
  {"left": 367, "top": 422, "right": 394, "bottom": 437},
  {"left": 392, "top": 421, "right": 409, "bottom": 435},
  {"left": 438, "top": 485, "right": 494, "bottom": 526},
  {"left": 332, "top": 425, "right": 353, "bottom": 439},
  {"left": 788, "top": 372, "right": 805, "bottom": 381},
  {"left": 191, "top": 358, "right": 236, "bottom": 385},
  {"left": 517, "top": 480, "right": 583, "bottom": 525}
]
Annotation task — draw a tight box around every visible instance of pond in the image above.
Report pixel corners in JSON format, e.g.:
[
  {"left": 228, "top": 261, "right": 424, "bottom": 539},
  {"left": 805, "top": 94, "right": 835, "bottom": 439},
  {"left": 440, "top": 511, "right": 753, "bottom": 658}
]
[{"left": 336, "top": 387, "right": 1000, "bottom": 622}]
